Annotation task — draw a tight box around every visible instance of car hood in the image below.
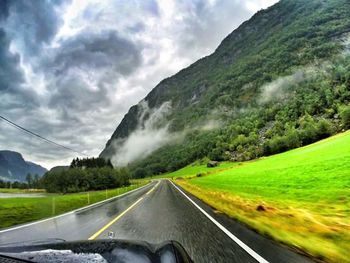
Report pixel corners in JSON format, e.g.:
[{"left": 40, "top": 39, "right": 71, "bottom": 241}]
[{"left": 0, "top": 239, "right": 193, "bottom": 263}]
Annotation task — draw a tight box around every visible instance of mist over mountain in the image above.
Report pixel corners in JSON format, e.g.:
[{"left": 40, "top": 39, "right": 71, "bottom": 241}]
[
  {"left": 0, "top": 151, "right": 47, "bottom": 181},
  {"left": 101, "top": 0, "right": 350, "bottom": 177}
]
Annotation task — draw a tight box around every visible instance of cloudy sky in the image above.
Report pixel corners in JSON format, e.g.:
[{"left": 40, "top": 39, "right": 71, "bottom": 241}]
[{"left": 0, "top": 0, "right": 278, "bottom": 169}]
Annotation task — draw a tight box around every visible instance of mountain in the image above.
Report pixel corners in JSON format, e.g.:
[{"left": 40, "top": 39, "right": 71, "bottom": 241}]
[
  {"left": 101, "top": 0, "right": 350, "bottom": 177},
  {"left": 48, "top": 166, "right": 69, "bottom": 173},
  {"left": 0, "top": 151, "right": 47, "bottom": 181}
]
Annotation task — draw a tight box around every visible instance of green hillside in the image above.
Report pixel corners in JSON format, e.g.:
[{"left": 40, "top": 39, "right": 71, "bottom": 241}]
[
  {"left": 153, "top": 161, "right": 238, "bottom": 179},
  {"left": 101, "top": 0, "right": 350, "bottom": 177},
  {"left": 176, "top": 131, "right": 350, "bottom": 262}
]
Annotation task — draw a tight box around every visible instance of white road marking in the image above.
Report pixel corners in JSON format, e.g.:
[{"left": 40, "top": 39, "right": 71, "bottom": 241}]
[
  {"left": 88, "top": 180, "right": 161, "bottom": 239},
  {"left": 169, "top": 180, "right": 269, "bottom": 263},
  {"left": 0, "top": 182, "right": 152, "bottom": 234}
]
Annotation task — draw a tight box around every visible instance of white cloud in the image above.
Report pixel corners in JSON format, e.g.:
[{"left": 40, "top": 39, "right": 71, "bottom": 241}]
[
  {"left": 258, "top": 66, "right": 326, "bottom": 104},
  {"left": 245, "top": 0, "right": 279, "bottom": 12},
  {"left": 0, "top": 0, "right": 279, "bottom": 169}
]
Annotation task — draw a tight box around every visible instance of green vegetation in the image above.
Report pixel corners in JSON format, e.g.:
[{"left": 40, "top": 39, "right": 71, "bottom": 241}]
[
  {"left": 0, "top": 180, "right": 28, "bottom": 190},
  {"left": 0, "top": 182, "right": 147, "bottom": 229},
  {"left": 41, "top": 158, "right": 131, "bottom": 193},
  {"left": 154, "top": 161, "right": 238, "bottom": 179},
  {"left": 0, "top": 157, "right": 146, "bottom": 229},
  {"left": 175, "top": 131, "right": 350, "bottom": 263},
  {"left": 101, "top": 0, "right": 350, "bottom": 177},
  {"left": 340, "top": 105, "right": 350, "bottom": 128},
  {"left": 25, "top": 173, "right": 40, "bottom": 189},
  {"left": 70, "top": 157, "right": 113, "bottom": 169},
  {"left": 0, "top": 173, "right": 41, "bottom": 190},
  {"left": 41, "top": 167, "right": 130, "bottom": 193}
]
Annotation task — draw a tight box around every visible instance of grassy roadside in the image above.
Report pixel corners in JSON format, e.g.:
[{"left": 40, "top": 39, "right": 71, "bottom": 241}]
[
  {"left": 0, "top": 182, "right": 148, "bottom": 229},
  {"left": 174, "top": 131, "right": 350, "bottom": 263}
]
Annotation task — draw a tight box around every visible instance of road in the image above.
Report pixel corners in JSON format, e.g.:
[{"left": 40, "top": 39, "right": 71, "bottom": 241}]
[{"left": 0, "top": 180, "right": 313, "bottom": 263}]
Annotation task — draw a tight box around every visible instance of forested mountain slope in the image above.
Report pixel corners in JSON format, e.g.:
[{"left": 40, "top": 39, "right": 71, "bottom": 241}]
[
  {"left": 0, "top": 151, "right": 47, "bottom": 181},
  {"left": 101, "top": 0, "right": 350, "bottom": 177}
]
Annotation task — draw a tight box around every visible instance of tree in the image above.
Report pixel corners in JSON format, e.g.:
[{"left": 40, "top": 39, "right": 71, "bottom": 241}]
[
  {"left": 70, "top": 157, "right": 113, "bottom": 169},
  {"left": 316, "top": 119, "right": 334, "bottom": 139},
  {"left": 340, "top": 106, "right": 350, "bottom": 129},
  {"left": 40, "top": 167, "right": 131, "bottom": 193},
  {"left": 134, "top": 168, "right": 147, "bottom": 178},
  {"left": 285, "top": 128, "right": 301, "bottom": 149},
  {"left": 26, "top": 173, "right": 33, "bottom": 188},
  {"left": 33, "top": 174, "right": 40, "bottom": 189}
]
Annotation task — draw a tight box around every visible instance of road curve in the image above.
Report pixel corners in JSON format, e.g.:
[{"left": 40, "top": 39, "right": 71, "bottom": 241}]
[{"left": 0, "top": 180, "right": 313, "bottom": 263}]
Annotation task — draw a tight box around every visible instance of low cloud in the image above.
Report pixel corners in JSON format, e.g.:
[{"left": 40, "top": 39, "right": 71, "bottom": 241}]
[
  {"left": 110, "top": 101, "right": 226, "bottom": 166},
  {"left": 342, "top": 35, "right": 350, "bottom": 55},
  {"left": 258, "top": 69, "right": 313, "bottom": 104},
  {"left": 199, "top": 119, "right": 222, "bottom": 131},
  {"left": 111, "top": 101, "right": 173, "bottom": 166}
]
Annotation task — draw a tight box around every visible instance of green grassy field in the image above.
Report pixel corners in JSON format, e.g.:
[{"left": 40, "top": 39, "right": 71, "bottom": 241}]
[
  {"left": 0, "top": 182, "right": 147, "bottom": 229},
  {"left": 175, "top": 131, "right": 350, "bottom": 263},
  {"left": 153, "top": 161, "right": 238, "bottom": 179}
]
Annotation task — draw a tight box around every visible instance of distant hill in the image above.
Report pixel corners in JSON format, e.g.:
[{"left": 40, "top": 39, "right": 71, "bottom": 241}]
[
  {"left": 0, "top": 151, "right": 47, "bottom": 181},
  {"left": 101, "top": 0, "right": 350, "bottom": 177},
  {"left": 48, "top": 166, "right": 69, "bottom": 173}
]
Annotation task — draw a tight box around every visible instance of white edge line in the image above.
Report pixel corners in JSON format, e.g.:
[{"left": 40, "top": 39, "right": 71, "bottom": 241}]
[
  {"left": 0, "top": 182, "right": 153, "bottom": 234},
  {"left": 169, "top": 180, "right": 269, "bottom": 263}
]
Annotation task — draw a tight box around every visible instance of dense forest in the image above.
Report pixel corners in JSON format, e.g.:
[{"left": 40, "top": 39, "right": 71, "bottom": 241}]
[
  {"left": 100, "top": 0, "right": 350, "bottom": 178},
  {"left": 131, "top": 61, "right": 350, "bottom": 177},
  {"left": 40, "top": 158, "right": 130, "bottom": 193}
]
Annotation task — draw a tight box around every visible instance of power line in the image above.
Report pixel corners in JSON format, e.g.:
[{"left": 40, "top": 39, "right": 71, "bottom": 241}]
[{"left": 0, "top": 115, "right": 88, "bottom": 156}]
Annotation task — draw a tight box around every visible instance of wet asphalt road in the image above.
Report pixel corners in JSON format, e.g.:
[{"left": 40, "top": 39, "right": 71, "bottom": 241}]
[{"left": 0, "top": 180, "right": 314, "bottom": 263}]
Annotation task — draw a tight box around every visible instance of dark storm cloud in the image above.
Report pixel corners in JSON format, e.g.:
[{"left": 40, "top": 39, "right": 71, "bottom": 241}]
[
  {"left": 44, "top": 29, "right": 142, "bottom": 113},
  {"left": 46, "top": 30, "right": 141, "bottom": 76},
  {"left": 0, "top": 29, "right": 23, "bottom": 91},
  {"left": 0, "top": 0, "right": 67, "bottom": 106},
  {"left": 47, "top": 72, "right": 109, "bottom": 111},
  {"left": 0, "top": 0, "right": 10, "bottom": 20},
  {"left": 5, "top": 0, "right": 69, "bottom": 56}
]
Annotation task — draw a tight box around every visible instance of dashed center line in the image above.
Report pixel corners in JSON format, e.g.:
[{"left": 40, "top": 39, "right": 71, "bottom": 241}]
[{"left": 88, "top": 181, "right": 160, "bottom": 240}]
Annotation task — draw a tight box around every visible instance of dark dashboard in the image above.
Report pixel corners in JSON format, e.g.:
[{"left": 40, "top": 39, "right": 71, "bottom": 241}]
[{"left": 0, "top": 239, "right": 193, "bottom": 263}]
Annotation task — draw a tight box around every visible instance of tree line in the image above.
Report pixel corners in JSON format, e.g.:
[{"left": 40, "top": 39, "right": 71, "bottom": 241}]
[
  {"left": 0, "top": 179, "right": 28, "bottom": 189},
  {"left": 70, "top": 157, "right": 113, "bottom": 169},
  {"left": 40, "top": 157, "right": 130, "bottom": 193},
  {"left": 0, "top": 173, "right": 40, "bottom": 189}
]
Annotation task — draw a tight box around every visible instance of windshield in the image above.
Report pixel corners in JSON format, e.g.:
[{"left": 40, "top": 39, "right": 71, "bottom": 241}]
[{"left": 0, "top": 1, "right": 349, "bottom": 263}]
